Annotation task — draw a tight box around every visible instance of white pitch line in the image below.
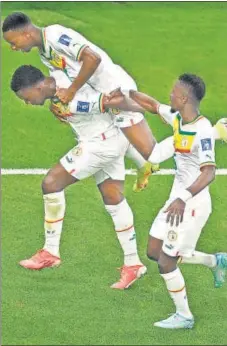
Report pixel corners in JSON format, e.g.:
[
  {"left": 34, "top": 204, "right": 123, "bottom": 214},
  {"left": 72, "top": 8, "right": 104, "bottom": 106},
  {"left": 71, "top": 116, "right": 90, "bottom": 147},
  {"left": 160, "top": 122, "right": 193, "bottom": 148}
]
[{"left": 1, "top": 168, "right": 227, "bottom": 176}]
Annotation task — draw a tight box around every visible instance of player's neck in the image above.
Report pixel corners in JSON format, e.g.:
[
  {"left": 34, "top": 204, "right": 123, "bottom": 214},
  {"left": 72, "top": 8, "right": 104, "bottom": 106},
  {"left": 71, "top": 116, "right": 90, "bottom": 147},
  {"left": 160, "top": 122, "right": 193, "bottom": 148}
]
[
  {"left": 180, "top": 104, "right": 200, "bottom": 125},
  {"left": 30, "top": 25, "right": 43, "bottom": 49}
]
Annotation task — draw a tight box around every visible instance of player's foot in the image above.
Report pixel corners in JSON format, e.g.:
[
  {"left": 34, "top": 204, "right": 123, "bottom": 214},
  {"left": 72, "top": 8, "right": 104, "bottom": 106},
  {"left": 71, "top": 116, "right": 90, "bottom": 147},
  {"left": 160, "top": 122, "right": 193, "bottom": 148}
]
[
  {"left": 214, "top": 118, "right": 227, "bottom": 143},
  {"left": 133, "top": 162, "right": 159, "bottom": 192},
  {"left": 19, "top": 249, "right": 61, "bottom": 270},
  {"left": 111, "top": 264, "right": 147, "bottom": 289},
  {"left": 154, "top": 313, "right": 194, "bottom": 329},
  {"left": 211, "top": 252, "right": 227, "bottom": 288}
]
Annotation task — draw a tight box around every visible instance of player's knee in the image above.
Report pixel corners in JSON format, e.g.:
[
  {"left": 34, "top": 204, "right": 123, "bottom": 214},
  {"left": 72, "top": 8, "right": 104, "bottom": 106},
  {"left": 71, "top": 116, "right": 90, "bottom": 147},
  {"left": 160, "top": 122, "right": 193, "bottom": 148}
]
[
  {"left": 158, "top": 253, "right": 177, "bottom": 274},
  {"left": 42, "top": 174, "right": 58, "bottom": 194},
  {"left": 147, "top": 250, "right": 159, "bottom": 262},
  {"left": 102, "top": 188, "right": 124, "bottom": 205}
]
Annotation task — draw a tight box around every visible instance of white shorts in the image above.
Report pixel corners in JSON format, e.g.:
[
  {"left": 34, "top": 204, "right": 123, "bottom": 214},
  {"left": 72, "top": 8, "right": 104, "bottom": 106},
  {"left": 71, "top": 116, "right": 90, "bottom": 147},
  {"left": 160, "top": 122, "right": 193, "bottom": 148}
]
[
  {"left": 104, "top": 65, "right": 144, "bottom": 128},
  {"left": 60, "top": 129, "right": 129, "bottom": 185},
  {"left": 149, "top": 198, "right": 211, "bottom": 257}
]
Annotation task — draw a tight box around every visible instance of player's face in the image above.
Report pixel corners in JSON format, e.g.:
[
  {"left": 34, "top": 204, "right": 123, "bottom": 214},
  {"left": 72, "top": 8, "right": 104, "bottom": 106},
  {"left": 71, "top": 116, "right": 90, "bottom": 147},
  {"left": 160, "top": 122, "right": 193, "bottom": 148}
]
[
  {"left": 3, "top": 30, "right": 33, "bottom": 52},
  {"left": 17, "top": 86, "right": 46, "bottom": 106},
  {"left": 170, "top": 81, "right": 188, "bottom": 111}
]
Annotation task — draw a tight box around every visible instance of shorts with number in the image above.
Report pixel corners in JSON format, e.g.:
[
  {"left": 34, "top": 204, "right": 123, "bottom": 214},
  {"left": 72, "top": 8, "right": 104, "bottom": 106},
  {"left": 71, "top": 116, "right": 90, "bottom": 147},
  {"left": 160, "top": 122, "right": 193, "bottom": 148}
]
[
  {"left": 149, "top": 197, "right": 211, "bottom": 257},
  {"left": 60, "top": 130, "right": 129, "bottom": 185}
]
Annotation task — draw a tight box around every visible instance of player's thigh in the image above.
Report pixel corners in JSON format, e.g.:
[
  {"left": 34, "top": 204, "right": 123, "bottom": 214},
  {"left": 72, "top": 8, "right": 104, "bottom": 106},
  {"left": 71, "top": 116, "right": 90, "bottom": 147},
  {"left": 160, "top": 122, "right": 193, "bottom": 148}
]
[
  {"left": 147, "top": 235, "right": 163, "bottom": 262},
  {"left": 120, "top": 119, "right": 156, "bottom": 160},
  {"left": 60, "top": 142, "right": 105, "bottom": 182},
  {"left": 42, "top": 163, "right": 78, "bottom": 194},
  {"left": 162, "top": 206, "right": 211, "bottom": 258},
  {"left": 97, "top": 178, "right": 124, "bottom": 205}
]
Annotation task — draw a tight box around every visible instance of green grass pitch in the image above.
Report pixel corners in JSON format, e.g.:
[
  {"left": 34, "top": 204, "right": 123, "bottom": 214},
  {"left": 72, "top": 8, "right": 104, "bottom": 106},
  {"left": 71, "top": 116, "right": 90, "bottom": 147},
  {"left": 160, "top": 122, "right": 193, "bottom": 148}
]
[{"left": 2, "top": 2, "right": 227, "bottom": 345}]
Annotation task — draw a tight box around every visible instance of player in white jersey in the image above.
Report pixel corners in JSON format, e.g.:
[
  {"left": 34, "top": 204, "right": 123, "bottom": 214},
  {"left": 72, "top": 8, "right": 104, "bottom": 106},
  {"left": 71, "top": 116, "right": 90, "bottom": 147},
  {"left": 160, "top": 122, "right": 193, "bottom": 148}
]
[
  {"left": 2, "top": 12, "right": 160, "bottom": 192},
  {"left": 114, "top": 73, "right": 227, "bottom": 328},
  {"left": 10, "top": 65, "right": 156, "bottom": 289}
]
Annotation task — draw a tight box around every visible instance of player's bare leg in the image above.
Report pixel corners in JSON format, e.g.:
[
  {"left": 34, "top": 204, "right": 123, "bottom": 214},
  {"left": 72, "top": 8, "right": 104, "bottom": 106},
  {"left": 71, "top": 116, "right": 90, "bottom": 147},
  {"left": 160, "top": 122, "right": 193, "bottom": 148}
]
[
  {"left": 19, "top": 163, "right": 78, "bottom": 270},
  {"left": 153, "top": 249, "right": 194, "bottom": 329},
  {"left": 98, "top": 178, "right": 147, "bottom": 289},
  {"left": 121, "top": 119, "right": 156, "bottom": 161}
]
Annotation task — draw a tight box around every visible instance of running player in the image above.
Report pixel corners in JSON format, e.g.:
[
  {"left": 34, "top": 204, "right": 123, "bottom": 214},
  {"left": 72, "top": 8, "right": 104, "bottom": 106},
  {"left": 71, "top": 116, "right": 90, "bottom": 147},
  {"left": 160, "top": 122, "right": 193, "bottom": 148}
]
[
  {"left": 115, "top": 73, "right": 227, "bottom": 328},
  {"left": 2, "top": 12, "right": 159, "bottom": 191}
]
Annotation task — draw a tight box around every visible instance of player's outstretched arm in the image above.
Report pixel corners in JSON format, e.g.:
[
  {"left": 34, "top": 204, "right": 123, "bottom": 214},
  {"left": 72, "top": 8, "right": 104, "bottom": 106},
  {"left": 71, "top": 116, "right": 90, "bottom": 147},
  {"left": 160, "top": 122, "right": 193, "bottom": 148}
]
[
  {"left": 56, "top": 47, "right": 101, "bottom": 104},
  {"left": 129, "top": 90, "right": 160, "bottom": 114},
  {"left": 102, "top": 90, "right": 145, "bottom": 113}
]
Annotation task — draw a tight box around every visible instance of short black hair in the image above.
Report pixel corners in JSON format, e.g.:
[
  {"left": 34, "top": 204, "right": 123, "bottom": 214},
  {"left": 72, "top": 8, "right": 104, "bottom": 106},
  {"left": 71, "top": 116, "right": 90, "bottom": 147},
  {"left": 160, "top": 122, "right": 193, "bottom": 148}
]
[
  {"left": 2, "top": 12, "right": 31, "bottom": 33},
  {"left": 11, "top": 65, "right": 45, "bottom": 92},
  {"left": 179, "top": 73, "right": 206, "bottom": 101}
]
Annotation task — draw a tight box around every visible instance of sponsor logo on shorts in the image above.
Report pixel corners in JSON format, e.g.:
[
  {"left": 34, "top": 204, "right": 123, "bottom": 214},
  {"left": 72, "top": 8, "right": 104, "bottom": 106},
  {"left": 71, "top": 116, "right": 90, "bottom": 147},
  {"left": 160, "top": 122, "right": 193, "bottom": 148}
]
[
  {"left": 116, "top": 116, "right": 124, "bottom": 122},
  {"left": 66, "top": 155, "right": 73, "bottom": 163},
  {"left": 165, "top": 244, "right": 174, "bottom": 250},
  {"left": 167, "top": 230, "right": 178, "bottom": 241},
  {"left": 58, "top": 34, "right": 72, "bottom": 46}
]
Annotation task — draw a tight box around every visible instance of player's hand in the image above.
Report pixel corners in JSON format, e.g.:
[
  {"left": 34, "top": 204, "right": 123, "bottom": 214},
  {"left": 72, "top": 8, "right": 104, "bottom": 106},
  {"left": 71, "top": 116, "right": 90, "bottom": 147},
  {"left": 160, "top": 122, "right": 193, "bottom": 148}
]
[
  {"left": 164, "top": 198, "right": 186, "bottom": 227},
  {"left": 105, "top": 88, "right": 123, "bottom": 102},
  {"left": 55, "top": 87, "right": 76, "bottom": 104},
  {"left": 49, "top": 104, "right": 68, "bottom": 124}
]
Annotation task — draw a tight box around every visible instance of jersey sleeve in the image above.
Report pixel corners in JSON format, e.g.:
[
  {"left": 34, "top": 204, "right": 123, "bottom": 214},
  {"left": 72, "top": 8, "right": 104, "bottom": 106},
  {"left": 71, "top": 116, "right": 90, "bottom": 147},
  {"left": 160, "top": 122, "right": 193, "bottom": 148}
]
[
  {"left": 196, "top": 122, "right": 216, "bottom": 169},
  {"left": 46, "top": 25, "right": 88, "bottom": 62},
  {"left": 69, "top": 87, "right": 105, "bottom": 114},
  {"left": 157, "top": 104, "right": 177, "bottom": 126}
]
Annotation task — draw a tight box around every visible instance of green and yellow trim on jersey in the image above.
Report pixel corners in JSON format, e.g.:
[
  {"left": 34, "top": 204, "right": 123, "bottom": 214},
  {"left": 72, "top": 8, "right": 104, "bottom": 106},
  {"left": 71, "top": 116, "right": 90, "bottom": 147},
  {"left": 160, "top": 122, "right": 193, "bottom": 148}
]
[
  {"left": 99, "top": 93, "right": 105, "bottom": 113},
  {"left": 200, "top": 161, "right": 216, "bottom": 169},
  {"left": 76, "top": 44, "right": 88, "bottom": 61},
  {"left": 173, "top": 114, "right": 197, "bottom": 153}
]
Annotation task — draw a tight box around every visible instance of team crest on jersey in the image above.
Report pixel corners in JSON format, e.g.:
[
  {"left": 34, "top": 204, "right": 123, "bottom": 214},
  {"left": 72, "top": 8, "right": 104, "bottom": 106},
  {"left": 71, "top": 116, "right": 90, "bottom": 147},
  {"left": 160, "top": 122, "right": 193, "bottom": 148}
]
[
  {"left": 49, "top": 50, "right": 66, "bottom": 69},
  {"left": 72, "top": 147, "right": 82, "bottom": 156},
  {"left": 51, "top": 98, "right": 72, "bottom": 117},
  {"left": 167, "top": 230, "right": 178, "bottom": 241}
]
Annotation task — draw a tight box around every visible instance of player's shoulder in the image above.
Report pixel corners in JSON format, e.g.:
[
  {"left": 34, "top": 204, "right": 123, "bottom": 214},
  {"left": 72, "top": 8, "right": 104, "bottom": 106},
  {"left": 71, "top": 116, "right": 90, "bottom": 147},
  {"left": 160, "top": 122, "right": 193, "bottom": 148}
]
[{"left": 196, "top": 116, "right": 212, "bottom": 131}]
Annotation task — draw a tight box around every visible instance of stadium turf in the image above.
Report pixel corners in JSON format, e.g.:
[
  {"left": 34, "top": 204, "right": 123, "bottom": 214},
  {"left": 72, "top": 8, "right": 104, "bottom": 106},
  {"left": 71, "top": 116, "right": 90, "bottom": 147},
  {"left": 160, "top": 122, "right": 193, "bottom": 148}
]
[{"left": 2, "top": 2, "right": 227, "bottom": 345}]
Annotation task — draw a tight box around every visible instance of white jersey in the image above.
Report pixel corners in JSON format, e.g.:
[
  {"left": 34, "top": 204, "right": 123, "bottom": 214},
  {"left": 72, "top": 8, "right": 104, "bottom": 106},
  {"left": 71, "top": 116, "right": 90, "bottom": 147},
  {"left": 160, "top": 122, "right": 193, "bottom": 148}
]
[
  {"left": 50, "top": 70, "right": 117, "bottom": 141},
  {"left": 158, "top": 104, "right": 216, "bottom": 206},
  {"left": 40, "top": 25, "right": 137, "bottom": 93}
]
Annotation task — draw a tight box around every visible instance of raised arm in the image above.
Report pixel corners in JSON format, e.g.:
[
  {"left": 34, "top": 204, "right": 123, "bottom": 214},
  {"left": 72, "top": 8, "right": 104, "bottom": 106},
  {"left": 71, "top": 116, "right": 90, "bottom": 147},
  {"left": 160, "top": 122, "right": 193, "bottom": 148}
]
[{"left": 56, "top": 47, "right": 101, "bottom": 103}]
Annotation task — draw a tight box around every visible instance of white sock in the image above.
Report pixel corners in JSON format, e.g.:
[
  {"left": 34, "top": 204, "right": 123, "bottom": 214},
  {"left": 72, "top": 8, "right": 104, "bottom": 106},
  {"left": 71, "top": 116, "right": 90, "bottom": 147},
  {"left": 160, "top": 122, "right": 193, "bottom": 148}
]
[
  {"left": 125, "top": 144, "right": 146, "bottom": 169},
  {"left": 105, "top": 199, "right": 143, "bottom": 266},
  {"left": 148, "top": 137, "right": 175, "bottom": 164},
  {"left": 43, "top": 191, "right": 65, "bottom": 257},
  {"left": 161, "top": 267, "right": 193, "bottom": 319},
  {"left": 179, "top": 251, "right": 217, "bottom": 268}
]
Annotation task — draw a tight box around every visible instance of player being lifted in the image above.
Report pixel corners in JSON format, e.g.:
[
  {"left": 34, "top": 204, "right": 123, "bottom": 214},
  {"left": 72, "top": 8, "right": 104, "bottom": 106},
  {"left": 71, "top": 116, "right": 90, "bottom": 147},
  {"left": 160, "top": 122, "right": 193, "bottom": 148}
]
[
  {"left": 2, "top": 11, "right": 160, "bottom": 192},
  {"left": 10, "top": 65, "right": 158, "bottom": 289},
  {"left": 107, "top": 74, "right": 227, "bottom": 328}
]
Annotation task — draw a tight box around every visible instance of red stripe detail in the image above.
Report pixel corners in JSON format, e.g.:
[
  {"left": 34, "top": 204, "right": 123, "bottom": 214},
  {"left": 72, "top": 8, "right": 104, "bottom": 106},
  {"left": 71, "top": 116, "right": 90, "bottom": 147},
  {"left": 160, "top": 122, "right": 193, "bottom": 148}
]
[
  {"left": 69, "top": 169, "right": 76, "bottom": 175},
  {"left": 192, "top": 209, "right": 195, "bottom": 217},
  {"left": 45, "top": 217, "right": 64, "bottom": 224},
  {"left": 101, "top": 133, "right": 106, "bottom": 140},
  {"left": 130, "top": 119, "right": 134, "bottom": 126},
  {"left": 116, "top": 225, "right": 134, "bottom": 232},
  {"left": 169, "top": 285, "right": 185, "bottom": 293},
  {"left": 175, "top": 148, "right": 191, "bottom": 153}
]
